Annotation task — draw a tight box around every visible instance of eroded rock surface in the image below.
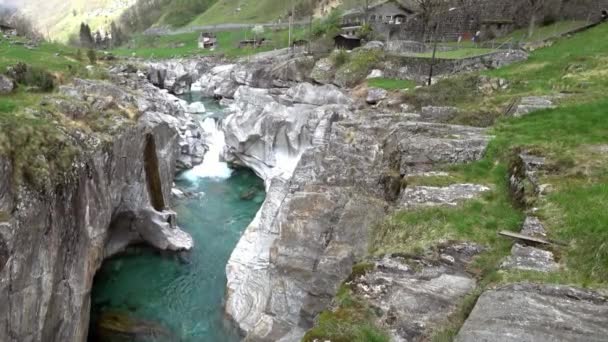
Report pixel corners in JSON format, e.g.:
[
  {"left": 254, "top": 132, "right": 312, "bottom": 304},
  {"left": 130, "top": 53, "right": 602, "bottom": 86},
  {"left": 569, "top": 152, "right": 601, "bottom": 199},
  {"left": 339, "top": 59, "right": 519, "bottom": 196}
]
[
  {"left": 0, "top": 73, "right": 191, "bottom": 342},
  {"left": 456, "top": 283, "right": 608, "bottom": 342},
  {"left": 223, "top": 83, "right": 491, "bottom": 340}
]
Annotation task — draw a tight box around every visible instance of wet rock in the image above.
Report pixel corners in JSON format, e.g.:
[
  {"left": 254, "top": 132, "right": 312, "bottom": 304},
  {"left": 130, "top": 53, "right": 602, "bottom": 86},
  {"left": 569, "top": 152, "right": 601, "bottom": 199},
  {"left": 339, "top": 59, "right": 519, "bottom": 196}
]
[
  {"left": 186, "top": 101, "right": 206, "bottom": 114},
  {"left": 240, "top": 189, "right": 257, "bottom": 201},
  {"left": 366, "top": 87, "right": 388, "bottom": 105},
  {"left": 456, "top": 283, "right": 608, "bottom": 342},
  {"left": 94, "top": 311, "right": 175, "bottom": 342},
  {"left": 0, "top": 74, "right": 14, "bottom": 94},
  {"left": 399, "top": 184, "right": 490, "bottom": 208}
]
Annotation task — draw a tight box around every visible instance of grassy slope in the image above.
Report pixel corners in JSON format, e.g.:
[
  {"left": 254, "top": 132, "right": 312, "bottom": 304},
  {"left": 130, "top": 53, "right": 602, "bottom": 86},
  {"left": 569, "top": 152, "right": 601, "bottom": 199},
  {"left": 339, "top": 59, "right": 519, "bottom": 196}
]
[
  {"left": 188, "top": 0, "right": 295, "bottom": 26},
  {"left": 0, "top": 38, "right": 115, "bottom": 189},
  {"left": 307, "top": 22, "right": 608, "bottom": 342},
  {"left": 112, "top": 27, "right": 307, "bottom": 59}
]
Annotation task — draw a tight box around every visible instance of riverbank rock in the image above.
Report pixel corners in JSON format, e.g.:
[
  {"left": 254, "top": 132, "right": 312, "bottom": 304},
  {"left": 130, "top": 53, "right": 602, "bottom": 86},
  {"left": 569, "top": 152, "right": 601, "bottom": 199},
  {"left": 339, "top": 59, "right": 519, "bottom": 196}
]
[{"left": 456, "top": 283, "right": 608, "bottom": 342}]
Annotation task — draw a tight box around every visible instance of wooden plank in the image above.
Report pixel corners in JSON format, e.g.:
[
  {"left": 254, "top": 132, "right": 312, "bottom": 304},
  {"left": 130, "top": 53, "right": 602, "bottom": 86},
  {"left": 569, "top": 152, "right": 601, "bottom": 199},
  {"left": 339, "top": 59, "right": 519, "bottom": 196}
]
[{"left": 499, "top": 230, "right": 551, "bottom": 245}]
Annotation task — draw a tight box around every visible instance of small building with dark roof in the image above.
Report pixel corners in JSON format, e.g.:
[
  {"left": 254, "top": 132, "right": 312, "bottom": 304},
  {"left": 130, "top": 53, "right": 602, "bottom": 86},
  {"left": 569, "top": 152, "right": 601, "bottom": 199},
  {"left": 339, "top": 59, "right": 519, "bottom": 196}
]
[
  {"left": 334, "top": 34, "right": 362, "bottom": 50},
  {"left": 0, "top": 23, "right": 17, "bottom": 36}
]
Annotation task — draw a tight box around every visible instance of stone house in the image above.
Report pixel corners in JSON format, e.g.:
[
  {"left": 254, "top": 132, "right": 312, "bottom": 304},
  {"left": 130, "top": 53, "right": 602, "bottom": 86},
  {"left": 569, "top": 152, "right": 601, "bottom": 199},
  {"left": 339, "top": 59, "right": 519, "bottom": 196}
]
[
  {"left": 198, "top": 32, "right": 217, "bottom": 50},
  {"left": 341, "top": 0, "right": 415, "bottom": 38}
]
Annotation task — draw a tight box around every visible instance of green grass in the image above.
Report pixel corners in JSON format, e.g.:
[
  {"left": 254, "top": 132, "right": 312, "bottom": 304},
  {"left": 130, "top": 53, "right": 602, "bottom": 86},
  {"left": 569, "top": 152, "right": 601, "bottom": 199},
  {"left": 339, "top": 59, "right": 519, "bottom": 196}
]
[
  {"left": 0, "top": 39, "right": 86, "bottom": 73},
  {"left": 411, "top": 48, "right": 497, "bottom": 59},
  {"left": 113, "top": 27, "right": 307, "bottom": 59},
  {"left": 302, "top": 285, "right": 390, "bottom": 342},
  {"left": 367, "top": 77, "right": 415, "bottom": 90}
]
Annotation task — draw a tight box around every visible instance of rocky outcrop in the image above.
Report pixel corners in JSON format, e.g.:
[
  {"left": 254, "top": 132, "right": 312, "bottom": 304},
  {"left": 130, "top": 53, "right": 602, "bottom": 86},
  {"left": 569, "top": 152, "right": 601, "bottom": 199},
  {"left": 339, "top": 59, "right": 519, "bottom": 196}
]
[
  {"left": 399, "top": 184, "right": 490, "bottom": 208},
  {"left": 501, "top": 216, "right": 559, "bottom": 272},
  {"left": 224, "top": 82, "right": 490, "bottom": 340},
  {"left": 456, "top": 283, "right": 608, "bottom": 342},
  {"left": 352, "top": 243, "right": 484, "bottom": 341},
  {"left": 508, "top": 96, "right": 557, "bottom": 117},
  {"left": 0, "top": 74, "right": 192, "bottom": 342},
  {"left": 0, "top": 74, "right": 14, "bottom": 94}
]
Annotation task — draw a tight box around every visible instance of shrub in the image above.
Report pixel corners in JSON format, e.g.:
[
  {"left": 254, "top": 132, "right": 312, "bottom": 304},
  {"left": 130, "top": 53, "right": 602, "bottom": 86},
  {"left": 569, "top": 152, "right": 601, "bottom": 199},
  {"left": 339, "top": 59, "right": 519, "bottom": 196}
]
[
  {"left": 331, "top": 49, "right": 350, "bottom": 67},
  {"left": 357, "top": 24, "right": 373, "bottom": 41},
  {"left": 335, "top": 48, "right": 384, "bottom": 87},
  {"left": 75, "top": 49, "right": 83, "bottom": 61},
  {"left": 6, "top": 63, "right": 55, "bottom": 91},
  {"left": 87, "top": 49, "right": 97, "bottom": 65}
]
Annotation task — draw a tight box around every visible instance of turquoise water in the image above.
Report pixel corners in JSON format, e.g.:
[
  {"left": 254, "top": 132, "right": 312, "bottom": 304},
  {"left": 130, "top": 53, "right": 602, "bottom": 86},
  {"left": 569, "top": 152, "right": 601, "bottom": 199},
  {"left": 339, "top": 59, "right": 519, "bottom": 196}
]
[{"left": 89, "top": 98, "right": 265, "bottom": 342}]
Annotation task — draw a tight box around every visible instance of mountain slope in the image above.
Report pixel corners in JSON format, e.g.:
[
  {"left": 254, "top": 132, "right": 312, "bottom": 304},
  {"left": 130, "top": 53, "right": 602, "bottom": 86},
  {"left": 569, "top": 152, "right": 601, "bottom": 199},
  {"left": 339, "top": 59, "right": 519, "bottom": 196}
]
[
  {"left": 187, "top": 0, "right": 364, "bottom": 26},
  {"left": 17, "top": 0, "right": 136, "bottom": 41}
]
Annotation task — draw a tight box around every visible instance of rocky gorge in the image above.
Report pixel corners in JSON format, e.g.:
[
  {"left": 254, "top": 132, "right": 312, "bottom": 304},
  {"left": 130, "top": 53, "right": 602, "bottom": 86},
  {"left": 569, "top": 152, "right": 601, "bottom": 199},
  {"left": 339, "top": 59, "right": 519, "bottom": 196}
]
[{"left": 2, "top": 41, "right": 607, "bottom": 342}]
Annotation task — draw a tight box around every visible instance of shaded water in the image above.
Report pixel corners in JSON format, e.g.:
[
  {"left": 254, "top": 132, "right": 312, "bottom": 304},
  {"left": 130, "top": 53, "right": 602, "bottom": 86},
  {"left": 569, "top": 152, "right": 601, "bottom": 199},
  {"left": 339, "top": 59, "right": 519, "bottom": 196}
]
[{"left": 89, "top": 97, "right": 265, "bottom": 342}]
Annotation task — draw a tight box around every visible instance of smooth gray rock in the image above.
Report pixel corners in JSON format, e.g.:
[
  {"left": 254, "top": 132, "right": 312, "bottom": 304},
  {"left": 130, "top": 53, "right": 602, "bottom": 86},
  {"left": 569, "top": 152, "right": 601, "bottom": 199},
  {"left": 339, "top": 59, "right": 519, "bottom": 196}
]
[
  {"left": 421, "top": 106, "right": 459, "bottom": 122},
  {"left": 283, "top": 83, "right": 352, "bottom": 106},
  {"left": 366, "top": 87, "right": 388, "bottom": 105},
  {"left": 511, "top": 96, "right": 556, "bottom": 117},
  {"left": 501, "top": 243, "right": 558, "bottom": 272},
  {"left": 226, "top": 103, "right": 490, "bottom": 341},
  {"left": 0, "top": 74, "right": 14, "bottom": 94},
  {"left": 456, "top": 283, "right": 608, "bottom": 342}
]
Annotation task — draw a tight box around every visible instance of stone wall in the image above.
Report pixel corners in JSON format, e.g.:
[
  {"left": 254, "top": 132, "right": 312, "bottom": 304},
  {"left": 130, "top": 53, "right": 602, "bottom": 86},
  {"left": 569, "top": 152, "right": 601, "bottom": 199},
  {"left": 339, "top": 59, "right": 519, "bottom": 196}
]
[{"left": 382, "top": 49, "right": 528, "bottom": 82}]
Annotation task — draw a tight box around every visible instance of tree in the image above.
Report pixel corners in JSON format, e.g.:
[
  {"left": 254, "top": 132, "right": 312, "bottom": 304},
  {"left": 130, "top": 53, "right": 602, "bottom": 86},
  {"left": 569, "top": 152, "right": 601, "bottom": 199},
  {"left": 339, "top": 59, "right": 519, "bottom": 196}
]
[
  {"left": 79, "top": 23, "right": 94, "bottom": 48},
  {"left": 110, "top": 21, "right": 125, "bottom": 48},
  {"left": 412, "top": 0, "right": 448, "bottom": 41},
  {"left": 87, "top": 49, "right": 97, "bottom": 65}
]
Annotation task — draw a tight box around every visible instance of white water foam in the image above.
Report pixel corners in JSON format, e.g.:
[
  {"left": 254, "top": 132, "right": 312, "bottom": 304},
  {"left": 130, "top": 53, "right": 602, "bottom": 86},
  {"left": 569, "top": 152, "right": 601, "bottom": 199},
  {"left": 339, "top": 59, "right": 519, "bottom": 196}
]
[{"left": 182, "top": 117, "right": 233, "bottom": 181}]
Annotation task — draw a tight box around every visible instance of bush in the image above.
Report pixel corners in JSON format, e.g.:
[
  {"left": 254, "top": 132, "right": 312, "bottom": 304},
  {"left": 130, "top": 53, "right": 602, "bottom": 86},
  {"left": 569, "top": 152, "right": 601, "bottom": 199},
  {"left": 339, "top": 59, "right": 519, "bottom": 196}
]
[
  {"left": 331, "top": 49, "right": 350, "bottom": 67},
  {"left": 334, "top": 48, "right": 384, "bottom": 87},
  {"left": 357, "top": 24, "right": 373, "bottom": 41},
  {"left": 87, "top": 49, "right": 97, "bottom": 64},
  {"left": 6, "top": 63, "right": 55, "bottom": 91},
  {"left": 311, "top": 8, "right": 342, "bottom": 38}
]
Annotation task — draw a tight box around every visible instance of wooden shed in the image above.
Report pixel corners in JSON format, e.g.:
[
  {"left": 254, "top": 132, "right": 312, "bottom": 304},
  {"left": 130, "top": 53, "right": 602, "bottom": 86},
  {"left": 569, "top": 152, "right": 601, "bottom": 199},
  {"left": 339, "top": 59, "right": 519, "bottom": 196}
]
[{"left": 334, "top": 34, "right": 361, "bottom": 50}]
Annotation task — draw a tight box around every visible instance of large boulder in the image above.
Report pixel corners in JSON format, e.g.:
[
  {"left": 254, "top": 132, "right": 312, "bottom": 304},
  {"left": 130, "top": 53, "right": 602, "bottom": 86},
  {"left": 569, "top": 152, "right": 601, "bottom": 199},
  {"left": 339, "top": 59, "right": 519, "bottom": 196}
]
[
  {"left": 366, "top": 87, "right": 388, "bottom": 105},
  {"left": 0, "top": 74, "right": 14, "bottom": 94},
  {"left": 310, "top": 57, "right": 336, "bottom": 85},
  {"left": 456, "top": 283, "right": 608, "bottom": 342},
  {"left": 283, "top": 83, "right": 352, "bottom": 106}
]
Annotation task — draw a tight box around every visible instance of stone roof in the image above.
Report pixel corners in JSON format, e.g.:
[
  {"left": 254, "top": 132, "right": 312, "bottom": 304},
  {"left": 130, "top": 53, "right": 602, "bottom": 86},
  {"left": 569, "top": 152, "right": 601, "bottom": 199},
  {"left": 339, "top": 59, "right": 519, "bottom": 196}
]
[{"left": 342, "top": 0, "right": 417, "bottom": 17}]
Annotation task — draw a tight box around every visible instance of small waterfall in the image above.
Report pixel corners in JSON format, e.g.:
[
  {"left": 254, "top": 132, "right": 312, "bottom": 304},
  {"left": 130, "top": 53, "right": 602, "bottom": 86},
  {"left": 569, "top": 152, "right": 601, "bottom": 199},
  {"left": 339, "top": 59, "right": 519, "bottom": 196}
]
[{"left": 182, "top": 117, "right": 233, "bottom": 181}]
